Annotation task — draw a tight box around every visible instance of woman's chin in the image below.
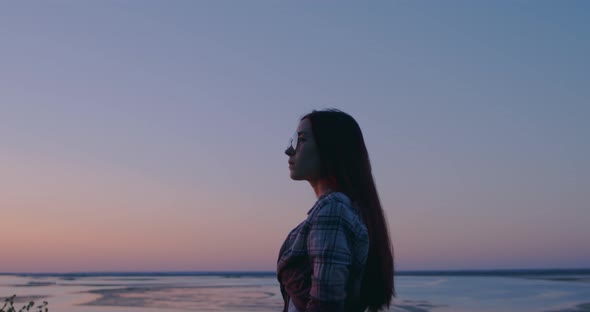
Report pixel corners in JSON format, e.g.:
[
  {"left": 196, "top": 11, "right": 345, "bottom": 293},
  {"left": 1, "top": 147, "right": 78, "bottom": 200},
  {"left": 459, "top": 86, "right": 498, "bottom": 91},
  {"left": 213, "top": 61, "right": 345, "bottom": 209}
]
[{"left": 289, "top": 172, "right": 303, "bottom": 181}]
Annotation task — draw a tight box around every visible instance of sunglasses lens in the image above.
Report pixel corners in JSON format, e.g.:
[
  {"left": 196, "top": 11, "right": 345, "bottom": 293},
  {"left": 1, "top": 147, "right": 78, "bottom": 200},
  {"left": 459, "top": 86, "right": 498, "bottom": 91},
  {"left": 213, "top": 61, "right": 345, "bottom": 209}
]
[{"left": 290, "top": 132, "right": 298, "bottom": 150}]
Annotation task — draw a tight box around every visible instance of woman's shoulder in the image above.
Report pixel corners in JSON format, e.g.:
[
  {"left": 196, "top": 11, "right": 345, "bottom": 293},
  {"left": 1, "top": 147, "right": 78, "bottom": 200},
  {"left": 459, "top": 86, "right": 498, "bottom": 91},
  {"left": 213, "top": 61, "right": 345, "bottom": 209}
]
[
  {"left": 308, "top": 191, "right": 368, "bottom": 240},
  {"left": 320, "top": 191, "right": 351, "bottom": 206},
  {"left": 310, "top": 191, "right": 361, "bottom": 221}
]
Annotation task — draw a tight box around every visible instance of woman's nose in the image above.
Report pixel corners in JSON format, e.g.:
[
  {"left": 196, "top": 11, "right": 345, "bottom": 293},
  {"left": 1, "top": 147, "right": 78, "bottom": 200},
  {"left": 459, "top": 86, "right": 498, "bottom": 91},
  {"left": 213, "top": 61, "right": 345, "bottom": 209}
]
[{"left": 285, "top": 146, "right": 295, "bottom": 156}]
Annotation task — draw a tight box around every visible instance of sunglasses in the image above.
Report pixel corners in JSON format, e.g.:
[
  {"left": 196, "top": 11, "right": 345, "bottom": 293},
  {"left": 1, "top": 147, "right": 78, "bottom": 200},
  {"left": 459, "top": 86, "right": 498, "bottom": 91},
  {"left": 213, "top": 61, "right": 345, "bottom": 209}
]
[{"left": 288, "top": 132, "right": 299, "bottom": 151}]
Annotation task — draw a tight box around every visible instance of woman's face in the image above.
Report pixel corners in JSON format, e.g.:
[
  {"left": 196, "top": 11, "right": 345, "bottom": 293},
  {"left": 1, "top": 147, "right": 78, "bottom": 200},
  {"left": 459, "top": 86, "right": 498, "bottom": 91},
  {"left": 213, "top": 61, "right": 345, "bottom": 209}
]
[{"left": 285, "top": 118, "right": 321, "bottom": 181}]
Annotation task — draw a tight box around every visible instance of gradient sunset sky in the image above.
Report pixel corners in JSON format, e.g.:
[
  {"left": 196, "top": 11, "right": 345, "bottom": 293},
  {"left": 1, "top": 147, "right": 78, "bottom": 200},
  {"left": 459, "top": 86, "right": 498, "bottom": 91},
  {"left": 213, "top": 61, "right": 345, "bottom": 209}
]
[{"left": 1, "top": 1, "right": 588, "bottom": 273}]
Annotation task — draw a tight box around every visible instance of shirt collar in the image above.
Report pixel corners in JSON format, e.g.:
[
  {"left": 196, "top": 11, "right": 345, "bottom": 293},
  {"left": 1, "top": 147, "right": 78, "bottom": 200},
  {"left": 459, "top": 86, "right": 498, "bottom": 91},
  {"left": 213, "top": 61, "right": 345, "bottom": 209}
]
[{"left": 307, "top": 191, "right": 334, "bottom": 215}]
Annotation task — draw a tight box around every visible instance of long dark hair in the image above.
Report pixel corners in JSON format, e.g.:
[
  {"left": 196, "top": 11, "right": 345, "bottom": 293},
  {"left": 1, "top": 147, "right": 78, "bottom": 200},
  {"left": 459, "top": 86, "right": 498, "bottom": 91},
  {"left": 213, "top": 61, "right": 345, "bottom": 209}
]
[{"left": 303, "top": 109, "right": 395, "bottom": 311}]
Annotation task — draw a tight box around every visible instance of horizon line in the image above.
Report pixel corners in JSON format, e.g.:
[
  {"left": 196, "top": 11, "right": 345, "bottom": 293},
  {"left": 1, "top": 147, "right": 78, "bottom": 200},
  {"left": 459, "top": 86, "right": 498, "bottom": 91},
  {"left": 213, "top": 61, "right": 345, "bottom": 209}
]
[{"left": 2, "top": 267, "right": 590, "bottom": 276}]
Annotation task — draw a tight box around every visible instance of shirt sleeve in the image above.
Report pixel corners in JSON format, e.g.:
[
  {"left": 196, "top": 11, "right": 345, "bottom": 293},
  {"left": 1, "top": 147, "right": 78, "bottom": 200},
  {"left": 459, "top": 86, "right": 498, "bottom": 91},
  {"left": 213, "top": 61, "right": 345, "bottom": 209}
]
[{"left": 306, "top": 200, "right": 352, "bottom": 312}]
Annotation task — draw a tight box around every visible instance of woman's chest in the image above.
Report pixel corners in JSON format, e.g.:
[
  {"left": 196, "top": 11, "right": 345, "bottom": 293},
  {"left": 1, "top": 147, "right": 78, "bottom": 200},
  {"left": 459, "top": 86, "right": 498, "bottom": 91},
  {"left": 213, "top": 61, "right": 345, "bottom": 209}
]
[{"left": 280, "top": 220, "right": 311, "bottom": 259}]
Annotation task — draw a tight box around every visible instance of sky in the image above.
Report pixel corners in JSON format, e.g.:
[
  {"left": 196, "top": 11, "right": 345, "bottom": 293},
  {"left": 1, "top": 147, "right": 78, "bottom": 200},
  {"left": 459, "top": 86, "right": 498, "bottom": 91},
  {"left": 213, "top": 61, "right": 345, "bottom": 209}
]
[{"left": 1, "top": 1, "right": 588, "bottom": 273}]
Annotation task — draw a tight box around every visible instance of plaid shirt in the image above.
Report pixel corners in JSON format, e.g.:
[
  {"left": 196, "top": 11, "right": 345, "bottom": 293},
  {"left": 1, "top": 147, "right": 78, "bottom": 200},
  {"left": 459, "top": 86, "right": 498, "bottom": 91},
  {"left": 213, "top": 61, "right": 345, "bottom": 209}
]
[{"left": 277, "top": 192, "right": 369, "bottom": 312}]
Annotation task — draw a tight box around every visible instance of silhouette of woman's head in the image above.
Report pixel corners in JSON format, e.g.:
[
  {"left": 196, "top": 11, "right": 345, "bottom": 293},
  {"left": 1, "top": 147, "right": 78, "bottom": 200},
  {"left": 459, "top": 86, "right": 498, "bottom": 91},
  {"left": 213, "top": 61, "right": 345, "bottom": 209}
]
[{"left": 285, "top": 109, "right": 370, "bottom": 199}]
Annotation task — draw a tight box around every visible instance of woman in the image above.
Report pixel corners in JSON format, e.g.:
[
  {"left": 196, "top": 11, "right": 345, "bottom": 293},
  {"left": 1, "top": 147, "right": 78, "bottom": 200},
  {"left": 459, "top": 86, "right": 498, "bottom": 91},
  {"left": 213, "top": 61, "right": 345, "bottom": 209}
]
[{"left": 277, "top": 109, "right": 395, "bottom": 312}]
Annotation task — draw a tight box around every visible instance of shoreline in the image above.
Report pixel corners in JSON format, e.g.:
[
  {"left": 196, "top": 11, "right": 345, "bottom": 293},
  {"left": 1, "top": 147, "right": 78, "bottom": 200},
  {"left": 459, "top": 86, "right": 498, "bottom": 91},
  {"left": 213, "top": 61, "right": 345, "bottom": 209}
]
[{"left": 2, "top": 268, "right": 590, "bottom": 278}]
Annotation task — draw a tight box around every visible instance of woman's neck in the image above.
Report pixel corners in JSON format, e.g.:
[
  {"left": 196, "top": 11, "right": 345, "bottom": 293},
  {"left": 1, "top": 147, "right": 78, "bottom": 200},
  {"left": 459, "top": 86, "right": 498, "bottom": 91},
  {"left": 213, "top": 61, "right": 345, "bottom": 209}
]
[{"left": 309, "top": 179, "right": 332, "bottom": 199}]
